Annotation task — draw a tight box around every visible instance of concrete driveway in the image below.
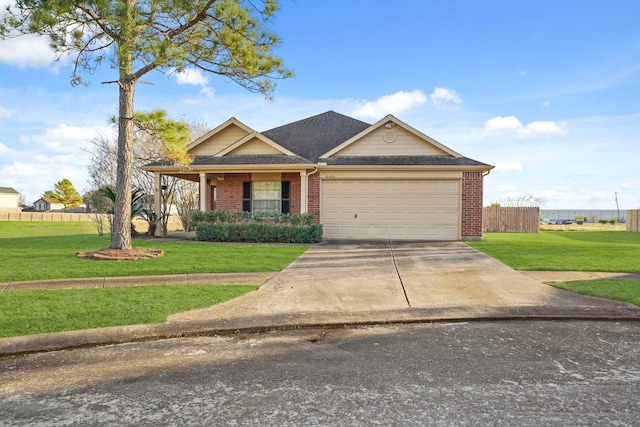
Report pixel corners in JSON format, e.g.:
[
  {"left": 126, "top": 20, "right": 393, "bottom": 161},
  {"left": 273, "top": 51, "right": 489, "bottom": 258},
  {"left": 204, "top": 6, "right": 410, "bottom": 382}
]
[
  {"left": 169, "top": 241, "right": 640, "bottom": 327},
  {"left": 4, "top": 241, "right": 640, "bottom": 357}
]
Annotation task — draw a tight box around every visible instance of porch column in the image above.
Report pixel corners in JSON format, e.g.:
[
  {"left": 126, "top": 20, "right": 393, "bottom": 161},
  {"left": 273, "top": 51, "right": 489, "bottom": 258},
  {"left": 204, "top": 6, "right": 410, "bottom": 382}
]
[
  {"left": 300, "top": 171, "right": 308, "bottom": 213},
  {"left": 199, "top": 172, "right": 207, "bottom": 212},
  {"left": 154, "top": 173, "right": 162, "bottom": 236}
]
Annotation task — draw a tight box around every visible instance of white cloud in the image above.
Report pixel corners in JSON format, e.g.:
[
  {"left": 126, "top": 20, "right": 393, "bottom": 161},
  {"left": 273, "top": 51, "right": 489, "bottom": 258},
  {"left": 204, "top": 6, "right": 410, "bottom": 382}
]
[
  {"left": 26, "top": 124, "right": 109, "bottom": 153},
  {"left": 495, "top": 185, "right": 518, "bottom": 192},
  {"left": 0, "top": 124, "right": 114, "bottom": 202},
  {"left": 172, "top": 68, "right": 214, "bottom": 98},
  {"left": 0, "top": 106, "right": 11, "bottom": 119},
  {"left": 430, "top": 87, "right": 463, "bottom": 107},
  {"left": 0, "top": 34, "right": 56, "bottom": 68},
  {"left": 174, "top": 68, "right": 209, "bottom": 86},
  {"left": 623, "top": 182, "right": 640, "bottom": 189},
  {"left": 494, "top": 162, "right": 523, "bottom": 172},
  {"left": 485, "top": 116, "right": 522, "bottom": 131},
  {"left": 0, "top": 156, "right": 90, "bottom": 204},
  {"left": 0, "top": 141, "right": 14, "bottom": 155},
  {"left": 485, "top": 115, "right": 565, "bottom": 139},
  {"left": 518, "top": 121, "right": 564, "bottom": 139},
  {"left": 351, "top": 90, "right": 427, "bottom": 119}
]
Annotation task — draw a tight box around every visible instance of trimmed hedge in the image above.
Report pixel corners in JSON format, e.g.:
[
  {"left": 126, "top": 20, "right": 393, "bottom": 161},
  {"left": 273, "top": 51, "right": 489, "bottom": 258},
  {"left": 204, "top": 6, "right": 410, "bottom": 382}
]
[
  {"left": 192, "top": 211, "right": 322, "bottom": 243},
  {"left": 192, "top": 211, "right": 314, "bottom": 226}
]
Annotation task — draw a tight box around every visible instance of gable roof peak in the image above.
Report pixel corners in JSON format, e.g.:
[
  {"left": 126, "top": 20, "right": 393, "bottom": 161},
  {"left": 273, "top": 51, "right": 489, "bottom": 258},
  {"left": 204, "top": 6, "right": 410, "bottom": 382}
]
[
  {"left": 187, "top": 116, "right": 255, "bottom": 151},
  {"left": 262, "top": 111, "right": 371, "bottom": 161},
  {"left": 320, "top": 113, "right": 464, "bottom": 159}
]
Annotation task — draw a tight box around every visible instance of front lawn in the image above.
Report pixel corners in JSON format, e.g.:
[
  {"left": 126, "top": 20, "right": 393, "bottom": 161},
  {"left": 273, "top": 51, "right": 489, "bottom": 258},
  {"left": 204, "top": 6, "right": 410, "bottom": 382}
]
[
  {"left": 0, "top": 284, "right": 258, "bottom": 338},
  {"left": 467, "top": 231, "right": 640, "bottom": 272},
  {"left": 0, "top": 221, "right": 309, "bottom": 282}
]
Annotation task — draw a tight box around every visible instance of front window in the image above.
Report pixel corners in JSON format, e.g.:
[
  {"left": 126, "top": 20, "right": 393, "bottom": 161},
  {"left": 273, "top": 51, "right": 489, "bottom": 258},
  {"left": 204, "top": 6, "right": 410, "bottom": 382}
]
[
  {"left": 243, "top": 181, "right": 291, "bottom": 215},
  {"left": 252, "top": 181, "right": 281, "bottom": 214}
]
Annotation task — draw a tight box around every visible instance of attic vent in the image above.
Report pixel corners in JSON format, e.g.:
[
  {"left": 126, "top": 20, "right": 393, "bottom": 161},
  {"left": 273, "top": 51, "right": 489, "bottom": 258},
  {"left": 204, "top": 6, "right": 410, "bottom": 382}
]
[{"left": 383, "top": 130, "right": 397, "bottom": 143}]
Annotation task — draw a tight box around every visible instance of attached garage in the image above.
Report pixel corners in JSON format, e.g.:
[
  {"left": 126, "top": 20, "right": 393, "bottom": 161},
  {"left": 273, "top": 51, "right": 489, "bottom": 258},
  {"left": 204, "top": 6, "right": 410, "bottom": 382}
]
[{"left": 321, "top": 177, "right": 461, "bottom": 240}]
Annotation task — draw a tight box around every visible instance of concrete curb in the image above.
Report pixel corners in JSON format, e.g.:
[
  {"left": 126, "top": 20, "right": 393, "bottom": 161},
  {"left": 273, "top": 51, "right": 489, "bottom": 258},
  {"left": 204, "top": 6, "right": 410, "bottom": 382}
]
[{"left": 2, "top": 304, "right": 640, "bottom": 359}]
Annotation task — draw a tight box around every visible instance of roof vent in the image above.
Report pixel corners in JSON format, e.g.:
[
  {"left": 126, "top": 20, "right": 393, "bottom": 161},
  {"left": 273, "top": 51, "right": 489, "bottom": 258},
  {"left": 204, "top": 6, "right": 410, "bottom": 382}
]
[{"left": 383, "top": 130, "right": 397, "bottom": 143}]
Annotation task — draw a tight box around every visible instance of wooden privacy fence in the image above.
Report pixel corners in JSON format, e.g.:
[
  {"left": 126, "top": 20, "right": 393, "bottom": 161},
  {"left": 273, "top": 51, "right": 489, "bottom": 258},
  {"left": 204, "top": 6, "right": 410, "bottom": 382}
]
[
  {"left": 627, "top": 210, "right": 640, "bottom": 232},
  {"left": 483, "top": 207, "right": 540, "bottom": 233},
  {"left": 0, "top": 211, "right": 107, "bottom": 222}
]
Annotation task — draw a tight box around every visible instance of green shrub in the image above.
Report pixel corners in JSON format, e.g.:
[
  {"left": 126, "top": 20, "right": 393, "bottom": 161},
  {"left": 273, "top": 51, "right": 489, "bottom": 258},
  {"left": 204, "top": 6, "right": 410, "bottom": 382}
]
[
  {"left": 191, "top": 210, "right": 314, "bottom": 226},
  {"left": 195, "top": 222, "right": 323, "bottom": 243}
]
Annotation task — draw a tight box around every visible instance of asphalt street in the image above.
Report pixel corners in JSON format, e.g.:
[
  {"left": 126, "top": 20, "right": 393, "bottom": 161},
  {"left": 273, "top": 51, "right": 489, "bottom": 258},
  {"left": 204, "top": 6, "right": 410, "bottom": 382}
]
[{"left": 1, "top": 320, "right": 639, "bottom": 426}]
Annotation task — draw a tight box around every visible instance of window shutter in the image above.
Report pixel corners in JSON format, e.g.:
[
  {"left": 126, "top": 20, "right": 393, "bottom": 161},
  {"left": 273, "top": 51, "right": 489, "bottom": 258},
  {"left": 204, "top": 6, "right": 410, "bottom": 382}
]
[
  {"left": 281, "top": 181, "right": 291, "bottom": 214},
  {"left": 242, "top": 182, "right": 251, "bottom": 212}
]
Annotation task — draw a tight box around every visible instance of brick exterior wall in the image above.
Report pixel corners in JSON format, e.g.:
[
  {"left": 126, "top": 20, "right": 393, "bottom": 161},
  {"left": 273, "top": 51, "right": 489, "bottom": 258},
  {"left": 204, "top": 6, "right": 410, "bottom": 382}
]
[
  {"left": 308, "top": 173, "right": 321, "bottom": 224},
  {"left": 461, "top": 171, "right": 484, "bottom": 240},
  {"left": 215, "top": 173, "right": 250, "bottom": 212},
  {"left": 282, "top": 172, "right": 301, "bottom": 214},
  {"left": 215, "top": 172, "right": 303, "bottom": 214}
]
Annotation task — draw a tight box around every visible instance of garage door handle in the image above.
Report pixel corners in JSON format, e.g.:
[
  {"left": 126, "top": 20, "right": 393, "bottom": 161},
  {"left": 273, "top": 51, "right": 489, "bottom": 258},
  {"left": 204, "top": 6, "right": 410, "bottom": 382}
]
[{"left": 354, "top": 213, "right": 357, "bottom": 219}]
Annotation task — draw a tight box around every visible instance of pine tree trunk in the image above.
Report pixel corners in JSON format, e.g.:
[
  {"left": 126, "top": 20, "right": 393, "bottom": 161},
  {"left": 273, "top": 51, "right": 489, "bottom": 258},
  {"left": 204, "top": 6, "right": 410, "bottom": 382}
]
[{"left": 111, "top": 76, "right": 136, "bottom": 250}]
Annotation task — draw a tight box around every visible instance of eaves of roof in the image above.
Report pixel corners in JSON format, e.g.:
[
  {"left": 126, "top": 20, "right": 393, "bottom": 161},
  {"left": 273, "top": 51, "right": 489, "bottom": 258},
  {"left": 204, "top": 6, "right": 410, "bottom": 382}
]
[
  {"left": 142, "top": 154, "right": 314, "bottom": 171},
  {"left": 0, "top": 187, "right": 19, "bottom": 194},
  {"left": 322, "top": 156, "right": 493, "bottom": 168}
]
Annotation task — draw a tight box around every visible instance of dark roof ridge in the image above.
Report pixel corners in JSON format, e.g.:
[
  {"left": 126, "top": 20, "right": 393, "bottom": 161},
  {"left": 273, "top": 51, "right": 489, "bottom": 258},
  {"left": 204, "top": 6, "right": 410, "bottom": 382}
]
[
  {"left": 261, "top": 110, "right": 370, "bottom": 133},
  {"left": 262, "top": 111, "right": 372, "bottom": 161}
]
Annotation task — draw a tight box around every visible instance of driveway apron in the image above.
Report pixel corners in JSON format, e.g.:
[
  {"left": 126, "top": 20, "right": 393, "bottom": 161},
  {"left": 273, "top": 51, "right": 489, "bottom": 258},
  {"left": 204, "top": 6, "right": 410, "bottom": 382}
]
[{"left": 169, "top": 241, "right": 640, "bottom": 326}]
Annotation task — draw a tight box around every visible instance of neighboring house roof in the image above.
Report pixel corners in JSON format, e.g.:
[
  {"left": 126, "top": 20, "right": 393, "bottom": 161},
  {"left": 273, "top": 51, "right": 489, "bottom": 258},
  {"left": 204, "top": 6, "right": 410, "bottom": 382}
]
[
  {"left": 41, "top": 197, "right": 63, "bottom": 204},
  {"left": 0, "top": 187, "right": 19, "bottom": 195}
]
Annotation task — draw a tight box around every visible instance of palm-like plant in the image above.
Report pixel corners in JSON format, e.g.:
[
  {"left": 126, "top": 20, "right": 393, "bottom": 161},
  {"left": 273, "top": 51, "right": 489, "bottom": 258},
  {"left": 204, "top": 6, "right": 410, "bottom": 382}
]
[{"left": 98, "top": 186, "right": 147, "bottom": 236}]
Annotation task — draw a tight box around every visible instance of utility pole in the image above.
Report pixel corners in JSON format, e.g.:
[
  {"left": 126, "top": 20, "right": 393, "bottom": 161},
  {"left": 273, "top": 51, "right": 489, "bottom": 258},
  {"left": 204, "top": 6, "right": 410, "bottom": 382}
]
[{"left": 615, "top": 191, "right": 620, "bottom": 223}]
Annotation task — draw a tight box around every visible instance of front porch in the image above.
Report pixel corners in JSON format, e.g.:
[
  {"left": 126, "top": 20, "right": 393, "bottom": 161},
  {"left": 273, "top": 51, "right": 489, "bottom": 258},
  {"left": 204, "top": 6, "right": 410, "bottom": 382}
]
[{"left": 150, "top": 169, "right": 318, "bottom": 236}]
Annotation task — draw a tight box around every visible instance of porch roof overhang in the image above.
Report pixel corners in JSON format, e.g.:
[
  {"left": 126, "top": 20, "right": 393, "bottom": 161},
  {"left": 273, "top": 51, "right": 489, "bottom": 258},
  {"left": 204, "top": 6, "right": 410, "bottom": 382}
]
[{"left": 141, "top": 154, "right": 315, "bottom": 176}]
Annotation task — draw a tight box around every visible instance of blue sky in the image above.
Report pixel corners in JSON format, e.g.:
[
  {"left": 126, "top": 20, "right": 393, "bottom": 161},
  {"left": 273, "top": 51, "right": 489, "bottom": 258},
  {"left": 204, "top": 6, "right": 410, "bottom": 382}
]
[{"left": 1, "top": 0, "right": 639, "bottom": 209}]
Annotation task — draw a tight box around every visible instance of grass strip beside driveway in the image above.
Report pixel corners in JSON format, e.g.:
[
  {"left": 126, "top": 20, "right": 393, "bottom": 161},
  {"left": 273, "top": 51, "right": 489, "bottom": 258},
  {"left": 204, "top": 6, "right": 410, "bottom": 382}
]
[
  {"left": 0, "top": 222, "right": 308, "bottom": 282},
  {"left": 0, "top": 284, "right": 258, "bottom": 338},
  {"left": 552, "top": 280, "right": 640, "bottom": 307}
]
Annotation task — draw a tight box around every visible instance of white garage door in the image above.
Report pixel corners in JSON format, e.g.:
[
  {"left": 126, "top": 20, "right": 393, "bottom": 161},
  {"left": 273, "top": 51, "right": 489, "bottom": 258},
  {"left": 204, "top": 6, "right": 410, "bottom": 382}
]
[{"left": 321, "top": 180, "right": 460, "bottom": 240}]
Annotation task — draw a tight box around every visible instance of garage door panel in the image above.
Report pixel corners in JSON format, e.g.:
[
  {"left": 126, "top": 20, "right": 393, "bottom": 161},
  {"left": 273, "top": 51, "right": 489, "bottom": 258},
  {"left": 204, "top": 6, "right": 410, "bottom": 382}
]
[{"left": 321, "top": 179, "right": 460, "bottom": 240}]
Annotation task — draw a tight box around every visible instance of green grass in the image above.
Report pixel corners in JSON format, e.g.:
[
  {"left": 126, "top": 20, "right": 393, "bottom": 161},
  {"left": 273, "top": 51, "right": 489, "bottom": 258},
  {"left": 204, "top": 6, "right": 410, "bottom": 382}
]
[
  {"left": 0, "top": 221, "right": 309, "bottom": 282},
  {"left": 552, "top": 280, "right": 640, "bottom": 307},
  {"left": 467, "top": 231, "right": 640, "bottom": 272},
  {"left": 0, "top": 284, "right": 258, "bottom": 338}
]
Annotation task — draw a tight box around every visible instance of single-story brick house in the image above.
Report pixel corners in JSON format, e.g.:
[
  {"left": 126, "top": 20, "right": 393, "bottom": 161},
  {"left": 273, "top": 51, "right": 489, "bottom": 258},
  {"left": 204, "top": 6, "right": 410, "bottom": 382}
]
[{"left": 143, "top": 111, "right": 493, "bottom": 241}]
